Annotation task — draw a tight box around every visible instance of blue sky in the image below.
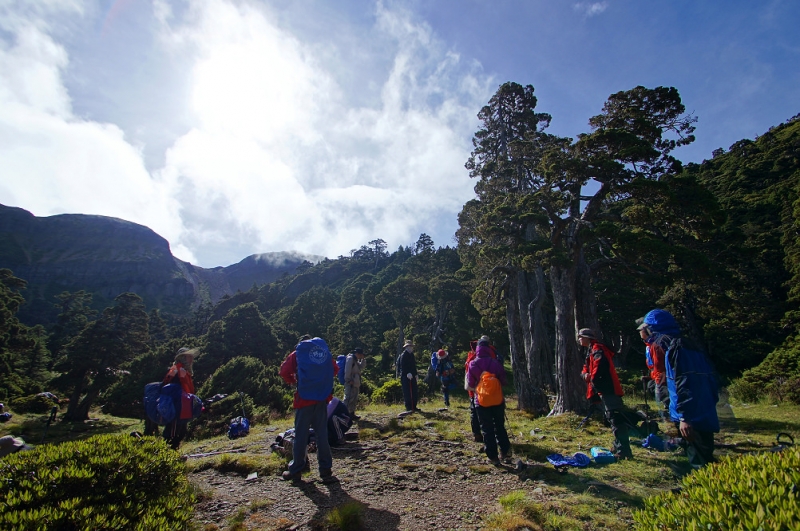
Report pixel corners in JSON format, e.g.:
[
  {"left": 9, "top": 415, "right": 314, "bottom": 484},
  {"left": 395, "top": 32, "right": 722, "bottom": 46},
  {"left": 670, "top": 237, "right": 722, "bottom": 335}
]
[{"left": 1, "top": 0, "right": 797, "bottom": 267}]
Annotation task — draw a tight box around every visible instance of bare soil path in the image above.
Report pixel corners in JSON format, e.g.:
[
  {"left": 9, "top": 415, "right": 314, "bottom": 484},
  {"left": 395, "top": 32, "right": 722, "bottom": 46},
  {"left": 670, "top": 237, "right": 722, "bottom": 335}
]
[{"left": 190, "top": 408, "right": 552, "bottom": 530}]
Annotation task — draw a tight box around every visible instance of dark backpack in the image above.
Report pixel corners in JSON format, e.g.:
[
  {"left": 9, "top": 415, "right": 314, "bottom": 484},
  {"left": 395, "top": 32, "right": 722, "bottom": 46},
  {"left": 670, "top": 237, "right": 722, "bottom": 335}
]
[
  {"left": 336, "top": 355, "right": 347, "bottom": 385},
  {"left": 227, "top": 416, "right": 250, "bottom": 439}
]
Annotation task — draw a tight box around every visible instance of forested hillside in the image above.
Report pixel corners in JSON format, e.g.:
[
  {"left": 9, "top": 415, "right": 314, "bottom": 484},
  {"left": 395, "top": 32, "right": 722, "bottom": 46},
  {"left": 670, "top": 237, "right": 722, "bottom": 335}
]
[{"left": 0, "top": 89, "right": 798, "bottom": 420}]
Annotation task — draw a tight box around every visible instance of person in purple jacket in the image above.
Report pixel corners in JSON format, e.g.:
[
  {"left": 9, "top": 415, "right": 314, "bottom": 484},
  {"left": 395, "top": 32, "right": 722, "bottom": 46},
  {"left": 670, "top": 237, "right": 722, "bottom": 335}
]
[{"left": 466, "top": 336, "right": 512, "bottom": 465}]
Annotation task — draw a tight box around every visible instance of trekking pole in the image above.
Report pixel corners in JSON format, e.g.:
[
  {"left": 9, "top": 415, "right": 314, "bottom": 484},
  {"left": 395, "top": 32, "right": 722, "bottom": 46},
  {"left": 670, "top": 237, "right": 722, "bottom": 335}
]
[
  {"left": 641, "top": 370, "right": 649, "bottom": 411},
  {"left": 40, "top": 406, "right": 58, "bottom": 444},
  {"left": 238, "top": 391, "right": 247, "bottom": 418}
]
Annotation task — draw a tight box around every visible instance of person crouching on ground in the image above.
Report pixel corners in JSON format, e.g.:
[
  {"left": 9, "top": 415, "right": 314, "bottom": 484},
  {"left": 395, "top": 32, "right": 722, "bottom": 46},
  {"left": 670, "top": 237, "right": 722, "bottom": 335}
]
[
  {"left": 467, "top": 337, "right": 512, "bottom": 465},
  {"left": 279, "top": 335, "right": 339, "bottom": 483},
  {"left": 343, "top": 347, "right": 366, "bottom": 419},
  {"left": 435, "top": 349, "right": 455, "bottom": 407},
  {"left": 162, "top": 347, "right": 197, "bottom": 450},
  {"left": 578, "top": 328, "right": 633, "bottom": 459}
]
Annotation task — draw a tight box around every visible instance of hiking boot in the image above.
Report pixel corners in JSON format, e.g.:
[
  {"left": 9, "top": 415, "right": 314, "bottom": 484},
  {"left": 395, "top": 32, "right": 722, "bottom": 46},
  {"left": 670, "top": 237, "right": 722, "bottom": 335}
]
[
  {"left": 320, "top": 469, "right": 338, "bottom": 484},
  {"left": 281, "top": 470, "right": 302, "bottom": 482},
  {"left": 500, "top": 450, "right": 513, "bottom": 464},
  {"left": 351, "top": 414, "right": 361, "bottom": 420},
  {"left": 488, "top": 457, "right": 501, "bottom": 466},
  {"left": 473, "top": 433, "right": 484, "bottom": 443}
]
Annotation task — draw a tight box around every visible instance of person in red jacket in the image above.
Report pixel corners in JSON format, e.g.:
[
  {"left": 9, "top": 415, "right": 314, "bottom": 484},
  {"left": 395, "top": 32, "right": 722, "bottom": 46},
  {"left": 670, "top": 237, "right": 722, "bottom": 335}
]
[
  {"left": 279, "top": 335, "right": 339, "bottom": 483},
  {"left": 162, "top": 347, "right": 196, "bottom": 449},
  {"left": 579, "top": 328, "right": 633, "bottom": 459}
]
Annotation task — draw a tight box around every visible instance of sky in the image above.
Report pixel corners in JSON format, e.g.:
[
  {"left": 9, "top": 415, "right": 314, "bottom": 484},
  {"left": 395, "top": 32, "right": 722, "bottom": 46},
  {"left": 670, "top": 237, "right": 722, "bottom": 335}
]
[{"left": 0, "top": 0, "right": 797, "bottom": 268}]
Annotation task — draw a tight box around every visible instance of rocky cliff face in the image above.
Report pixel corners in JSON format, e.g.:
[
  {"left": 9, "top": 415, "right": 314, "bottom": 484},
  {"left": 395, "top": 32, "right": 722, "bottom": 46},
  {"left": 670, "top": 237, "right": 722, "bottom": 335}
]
[{"left": 0, "top": 204, "right": 322, "bottom": 325}]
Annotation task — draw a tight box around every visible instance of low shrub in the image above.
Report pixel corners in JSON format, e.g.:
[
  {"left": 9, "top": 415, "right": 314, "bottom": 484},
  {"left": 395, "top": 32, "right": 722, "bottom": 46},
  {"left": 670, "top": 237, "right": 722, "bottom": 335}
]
[
  {"left": 727, "top": 378, "right": 763, "bottom": 403},
  {"left": 0, "top": 434, "right": 194, "bottom": 530},
  {"left": 10, "top": 394, "right": 56, "bottom": 414},
  {"left": 633, "top": 446, "right": 800, "bottom": 530},
  {"left": 371, "top": 379, "right": 403, "bottom": 404}
]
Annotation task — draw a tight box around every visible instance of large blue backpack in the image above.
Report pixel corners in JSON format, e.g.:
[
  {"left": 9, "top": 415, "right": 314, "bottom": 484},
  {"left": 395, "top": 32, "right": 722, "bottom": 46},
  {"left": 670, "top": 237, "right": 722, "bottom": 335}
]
[
  {"left": 336, "top": 355, "right": 347, "bottom": 385},
  {"left": 145, "top": 382, "right": 182, "bottom": 425},
  {"left": 295, "top": 338, "right": 334, "bottom": 401}
]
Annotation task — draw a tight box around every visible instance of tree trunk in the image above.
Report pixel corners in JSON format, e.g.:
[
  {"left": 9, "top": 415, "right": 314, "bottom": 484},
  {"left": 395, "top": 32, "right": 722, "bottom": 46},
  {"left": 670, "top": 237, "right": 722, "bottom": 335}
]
[
  {"left": 64, "top": 373, "right": 88, "bottom": 421},
  {"left": 574, "top": 250, "right": 600, "bottom": 338},
  {"left": 506, "top": 269, "right": 550, "bottom": 415},
  {"left": 549, "top": 263, "right": 586, "bottom": 415},
  {"left": 526, "top": 265, "right": 556, "bottom": 394}
]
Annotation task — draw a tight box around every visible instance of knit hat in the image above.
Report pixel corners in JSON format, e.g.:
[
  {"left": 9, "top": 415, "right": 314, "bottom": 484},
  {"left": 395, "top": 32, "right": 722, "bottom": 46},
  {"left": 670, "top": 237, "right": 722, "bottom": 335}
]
[
  {"left": 436, "top": 349, "right": 447, "bottom": 359},
  {"left": 0, "top": 435, "right": 32, "bottom": 457},
  {"left": 477, "top": 335, "right": 490, "bottom": 346},
  {"left": 577, "top": 328, "right": 596, "bottom": 340}
]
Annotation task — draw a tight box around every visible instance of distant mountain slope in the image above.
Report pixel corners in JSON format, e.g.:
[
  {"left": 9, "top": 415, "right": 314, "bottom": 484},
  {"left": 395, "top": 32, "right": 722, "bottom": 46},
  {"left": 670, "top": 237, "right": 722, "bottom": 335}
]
[{"left": 0, "top": 204, "right": 323, "bottom": 325}]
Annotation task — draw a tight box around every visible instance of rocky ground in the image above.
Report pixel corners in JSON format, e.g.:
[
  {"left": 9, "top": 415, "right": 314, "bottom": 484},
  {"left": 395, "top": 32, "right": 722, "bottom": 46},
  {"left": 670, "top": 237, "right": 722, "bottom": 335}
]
[{"left": 190, "top": 407, "right": 555, "bottom": 531}]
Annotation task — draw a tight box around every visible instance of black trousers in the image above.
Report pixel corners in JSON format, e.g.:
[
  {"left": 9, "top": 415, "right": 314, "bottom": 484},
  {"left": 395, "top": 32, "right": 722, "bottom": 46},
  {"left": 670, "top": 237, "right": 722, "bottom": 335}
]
[{"left": 476, "top": 402, "right": 511, "bottom": 461}]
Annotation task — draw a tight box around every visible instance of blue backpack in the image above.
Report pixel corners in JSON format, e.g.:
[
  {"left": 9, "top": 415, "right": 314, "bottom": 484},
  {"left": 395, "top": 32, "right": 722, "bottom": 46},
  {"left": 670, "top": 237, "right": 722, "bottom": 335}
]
[
  {"left": 227, "top": 416, "right": 250, "bottom": 439},
  {"left": 336, "top": 355, "right": 347, "bottom": 385},
  {"left": 156, "top": 383, "right": 182, "bottom": 424},
  {"left": 296, "top": 338, "right": 334, "bottom": 401}
]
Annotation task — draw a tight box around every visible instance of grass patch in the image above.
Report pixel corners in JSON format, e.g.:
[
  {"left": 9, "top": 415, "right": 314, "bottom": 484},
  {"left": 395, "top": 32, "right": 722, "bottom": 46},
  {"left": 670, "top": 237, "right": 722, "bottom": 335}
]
[{"left": 324, "top": 501, "right": 365, "bottom": 530}]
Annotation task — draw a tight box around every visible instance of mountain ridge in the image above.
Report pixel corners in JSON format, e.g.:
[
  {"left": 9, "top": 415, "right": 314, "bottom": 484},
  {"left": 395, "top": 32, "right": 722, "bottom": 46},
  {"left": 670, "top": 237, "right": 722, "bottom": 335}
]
[{"left": 0, "top": 204, "right": 324, "bottom": 325}]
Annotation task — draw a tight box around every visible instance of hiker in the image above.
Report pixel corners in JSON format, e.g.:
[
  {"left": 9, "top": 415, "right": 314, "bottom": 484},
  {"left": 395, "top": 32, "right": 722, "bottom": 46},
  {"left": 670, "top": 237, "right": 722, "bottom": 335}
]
[
  {"left": 578, "top": 329, "right": 633, "bottom": 459},
  {"left": 279, "top": 335, "right": 338, "bottom": 483},
  {"left": 161, "top": 347, "right": 197, "bottom": 450},
  {"left": 465, "top": 336, "right": 498, "bottom": 441},
  {"left": 397, "top": 339, "right": 420, "bottom": 413},
  {"left": 343, "top": 347, "right": 366, "bottom": 419},
  {"left": 467, "top": 336, "right": 512, "bottom": 465},
  {"left": 639, "top": 309, "right": 719, "bottom": 469},
  {"left": 434, "top": 349, "right": 456, "bottom": 407},
  {"left": 327, "top": 396, "right": 353, "bottom": 446},
  {"left": 636, "top": 317, "right": 670, "bottom": 419},
  {"left": 0, "top": 435, "right": 33, "bottom": 458}
]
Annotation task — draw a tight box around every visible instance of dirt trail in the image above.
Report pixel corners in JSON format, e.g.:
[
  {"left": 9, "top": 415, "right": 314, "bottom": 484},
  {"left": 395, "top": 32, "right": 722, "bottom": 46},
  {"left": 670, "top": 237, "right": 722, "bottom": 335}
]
[{"left": 191, "top": 409, "right": 550, "bottom": 530}]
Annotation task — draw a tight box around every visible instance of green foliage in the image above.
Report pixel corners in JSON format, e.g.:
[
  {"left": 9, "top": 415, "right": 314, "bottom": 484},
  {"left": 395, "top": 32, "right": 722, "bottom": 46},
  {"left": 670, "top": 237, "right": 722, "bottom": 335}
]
[
  {"left": 371, "top": 379, "right": 404, "bottom": 404},
  {"left": 0, "top": 434, "right": 194, "bottom": 530},
  {"left": 0, "top": 269, "right": 51, "bottom": 400},
  {"left": 53, "top": 292, "right": 150, "bottom": 421},
  {"left": 10, "top": 394, "right": 55, "bottom": 414},
  {"left": 198, "top": 303, "right": 279, "bottom": 383},
  {"left": 325, "top": 501, "right": 365, "bottom": 531},
  {"left": 196, "top": 356, "right": 290, "bottom": 412},
  {"left": 731, "top": 336, "right": 800, "bottom": 404},
  {"left": 633, "top": 446, "right": 800, "bottom": 530}
]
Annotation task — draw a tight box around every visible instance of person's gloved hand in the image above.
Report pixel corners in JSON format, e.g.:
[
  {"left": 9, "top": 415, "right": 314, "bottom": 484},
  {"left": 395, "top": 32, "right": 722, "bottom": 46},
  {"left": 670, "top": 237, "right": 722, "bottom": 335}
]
[{"left": 406, "top": 373, "right": 413, "bottom": 380}]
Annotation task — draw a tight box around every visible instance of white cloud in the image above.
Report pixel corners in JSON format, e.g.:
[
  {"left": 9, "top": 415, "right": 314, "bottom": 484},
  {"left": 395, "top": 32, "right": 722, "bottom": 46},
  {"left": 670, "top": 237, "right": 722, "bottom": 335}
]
[
  {"left": 155, "top": 0, "right": 492, "bottom": 264},
  {"left": 574, "top": 2, "right": 608, "bottom": 18},
  {"left": 0, "top": 5, "right": 193, "bottom": 262},
  {"left": 0, "top": 0, "right": 494, "bottom": 267}
]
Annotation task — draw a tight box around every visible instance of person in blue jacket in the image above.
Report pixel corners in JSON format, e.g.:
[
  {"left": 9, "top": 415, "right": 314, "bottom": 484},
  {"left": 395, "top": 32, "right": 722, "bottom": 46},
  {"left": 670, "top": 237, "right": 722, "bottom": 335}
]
[{"left": 640, "top": 309, "right": 719, "bottom": 469}]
